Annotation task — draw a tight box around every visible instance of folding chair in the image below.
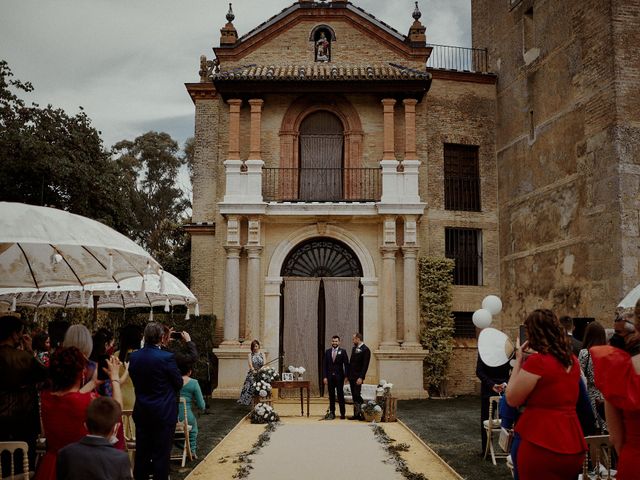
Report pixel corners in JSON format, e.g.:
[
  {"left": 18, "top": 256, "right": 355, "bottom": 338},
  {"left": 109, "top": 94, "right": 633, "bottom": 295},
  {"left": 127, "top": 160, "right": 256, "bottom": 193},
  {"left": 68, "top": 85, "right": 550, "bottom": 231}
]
[
  {"left": 121, "top": 409, "right": 135, "bottom": 467},
  {"left": 171, "top": 397, "right": 193, "bottom": 467},
  {"left": 0, "top": 441, "right": 30, "bottom": 480},
  {"left": 483, "top": 395, "right": 508, "bottom": 465},
  {"left": 580, "top": 435, "right": 615, "bottom": 480}
]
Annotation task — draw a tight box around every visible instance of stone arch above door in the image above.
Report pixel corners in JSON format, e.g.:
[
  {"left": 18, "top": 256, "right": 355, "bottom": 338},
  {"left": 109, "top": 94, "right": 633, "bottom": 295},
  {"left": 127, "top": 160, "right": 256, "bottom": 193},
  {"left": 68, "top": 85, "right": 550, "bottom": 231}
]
[{"left": 279, "top": 96, "right": 364, "bottom": 170}]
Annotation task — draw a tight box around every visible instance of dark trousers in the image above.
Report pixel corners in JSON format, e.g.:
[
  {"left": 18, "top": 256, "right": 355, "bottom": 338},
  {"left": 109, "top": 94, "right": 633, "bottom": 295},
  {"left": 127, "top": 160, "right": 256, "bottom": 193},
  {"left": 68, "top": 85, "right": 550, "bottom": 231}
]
[
  {"left": 328, "top": 375, "right": 346, "bottom": 416},
  {"left": 349, "top": 379, "right": 364, "bottom": 416},
  {"left": 134, "top": 420, "right": 175, "bottom": 480}
]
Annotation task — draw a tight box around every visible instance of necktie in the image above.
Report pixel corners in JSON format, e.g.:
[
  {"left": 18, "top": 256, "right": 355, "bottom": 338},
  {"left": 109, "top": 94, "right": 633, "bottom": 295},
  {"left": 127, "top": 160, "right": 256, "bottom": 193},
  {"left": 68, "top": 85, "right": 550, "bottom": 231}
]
[{"left": 332, "top": 349, "right": 337, "bottom": 362}]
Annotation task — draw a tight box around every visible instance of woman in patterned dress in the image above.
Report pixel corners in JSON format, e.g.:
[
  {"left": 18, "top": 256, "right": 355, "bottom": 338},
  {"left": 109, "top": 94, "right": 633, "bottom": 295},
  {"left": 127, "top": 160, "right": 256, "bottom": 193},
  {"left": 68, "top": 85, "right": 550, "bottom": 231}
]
[
  {"left": 578, "top": 321, "right": 607, "bottom": 432},
  {"left": 237, "top": 340, "right": 265, "bottom": 406}
]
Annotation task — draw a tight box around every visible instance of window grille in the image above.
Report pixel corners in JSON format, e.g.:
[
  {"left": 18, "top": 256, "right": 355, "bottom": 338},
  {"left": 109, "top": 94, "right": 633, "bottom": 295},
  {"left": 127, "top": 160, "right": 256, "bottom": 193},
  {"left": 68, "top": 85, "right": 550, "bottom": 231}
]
[
  {"left": 444, "top": 144, "right": 481, "bottom": 212},
  {"left": 445, "top": 228, "right": 483, "bottom": 286},
  {"left": 452, "top": 311, "right": 476, "bottom": 338}
]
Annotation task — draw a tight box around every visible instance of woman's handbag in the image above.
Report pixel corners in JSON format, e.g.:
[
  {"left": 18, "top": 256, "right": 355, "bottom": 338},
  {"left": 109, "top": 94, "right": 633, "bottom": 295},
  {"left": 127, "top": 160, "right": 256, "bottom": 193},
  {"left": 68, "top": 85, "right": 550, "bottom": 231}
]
[{"left": 498, "top": 427, "right": 514, "bottom": 453}]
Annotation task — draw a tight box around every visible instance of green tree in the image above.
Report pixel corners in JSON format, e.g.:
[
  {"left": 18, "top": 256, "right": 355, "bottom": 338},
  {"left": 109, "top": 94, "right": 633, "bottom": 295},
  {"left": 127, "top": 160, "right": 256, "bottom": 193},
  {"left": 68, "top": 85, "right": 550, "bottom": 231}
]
[
  {"left": 112, "top": 132, "right": 191, "bottom": 284},
  {"left": 0, "top": 60, "right": 135, "bottom": 233}
]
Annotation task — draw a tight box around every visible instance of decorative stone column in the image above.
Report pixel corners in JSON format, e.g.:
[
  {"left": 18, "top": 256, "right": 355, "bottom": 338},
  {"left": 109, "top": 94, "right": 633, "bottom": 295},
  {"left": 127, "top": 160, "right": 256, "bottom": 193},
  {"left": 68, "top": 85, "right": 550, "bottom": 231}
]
[
  {"left": 403, "top": 99, "right": 418, "bottom": 161},
  {"left": 381, "top": 99, "right": 397, "bottom": 161},
  {"left": 246, "top": 99, "right": 265, "bottom": 203},
  {"left": 227, "top": 99, "right": 242, "bottom": 161},
  {"left": 221, "top": 216, "right": 241, "bottom": 346},
  {"left": 248, "top": 99, "right": 263, "bottom": 160},
  {"left": 401, "top": 246, "right": 420, "bottom": 348},
  {"left": 380, "top": 99, "right": 400, "bottom": 203},
  {"left": 244, "top": 217, "right": 262, "bottom": 343},
  {"left": 380, "top": 216, "right": 399, "bottom": 348}
]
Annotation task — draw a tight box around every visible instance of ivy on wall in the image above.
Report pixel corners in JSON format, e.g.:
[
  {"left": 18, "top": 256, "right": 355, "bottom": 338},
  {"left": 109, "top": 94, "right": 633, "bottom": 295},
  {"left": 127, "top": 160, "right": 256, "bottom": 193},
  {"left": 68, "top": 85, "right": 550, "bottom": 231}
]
[{"left": 419, "top": 257, "right": 455, "bottom": 397}]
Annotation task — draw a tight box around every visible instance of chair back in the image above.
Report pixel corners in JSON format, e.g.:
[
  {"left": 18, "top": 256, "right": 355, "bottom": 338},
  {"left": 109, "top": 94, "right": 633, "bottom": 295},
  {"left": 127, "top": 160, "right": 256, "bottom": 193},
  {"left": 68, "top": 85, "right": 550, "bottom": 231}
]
[
  {"left": 582, "top": 435, "right": 614, "bottom": 480},
  {"left": 121, "top": 409, "right": 135, "bottom": 451},
  {"left": 0, "top": 441, "right": 30, "bottom": 480}
]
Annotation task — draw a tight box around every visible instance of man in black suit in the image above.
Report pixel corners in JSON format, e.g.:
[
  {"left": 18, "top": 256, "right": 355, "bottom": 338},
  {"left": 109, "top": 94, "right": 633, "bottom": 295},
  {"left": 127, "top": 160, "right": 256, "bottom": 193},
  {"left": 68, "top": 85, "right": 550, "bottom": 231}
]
[
  {"left": 560, "top": 315, "right": 583, "bottom": 356},
  {"left": 129, "top": 322, "right": 183, "bottom": 480},
  {"left": 323, "top": 335, "right": 349, "bottom": 419},
  {"left": 57, "top": 397, "right": 133, "bottom": 480},
  {"left": 348, "top": 332, "right": 370, "bottom": 420}
]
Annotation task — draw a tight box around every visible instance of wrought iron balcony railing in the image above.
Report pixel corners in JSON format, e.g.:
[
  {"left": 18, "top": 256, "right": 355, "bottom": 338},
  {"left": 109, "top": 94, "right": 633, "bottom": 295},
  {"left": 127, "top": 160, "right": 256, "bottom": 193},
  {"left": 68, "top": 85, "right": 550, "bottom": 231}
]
[
  {"left": 427, "top": 44, "right": 489, "bottom": 73},
  {"left": 262, "top": 167, "right": 381, "bottom": 202}
]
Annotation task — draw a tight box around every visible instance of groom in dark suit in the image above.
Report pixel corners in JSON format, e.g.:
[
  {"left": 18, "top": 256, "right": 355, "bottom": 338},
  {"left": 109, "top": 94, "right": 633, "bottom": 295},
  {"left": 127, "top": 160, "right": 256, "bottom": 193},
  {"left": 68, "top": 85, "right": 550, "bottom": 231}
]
[
  {"left": 129, "top": 323, "right": 183, "bottom": 480},
  {"left": 348, "top": 332, "right": 371, "bottom": 420},
  {"left": 323, "top": 335, "right": 349, "bottom": 419}
]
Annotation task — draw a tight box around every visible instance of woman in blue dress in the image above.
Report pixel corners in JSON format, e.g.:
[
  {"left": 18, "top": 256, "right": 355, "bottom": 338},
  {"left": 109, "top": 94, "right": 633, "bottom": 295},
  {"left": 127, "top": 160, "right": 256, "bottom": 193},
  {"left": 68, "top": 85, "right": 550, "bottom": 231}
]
[
  {"left": 176, "top": 358, "right": 206, "bottom": 457},
  {"left": 238, "top": 340, "right": 265, "bottom": 406}
]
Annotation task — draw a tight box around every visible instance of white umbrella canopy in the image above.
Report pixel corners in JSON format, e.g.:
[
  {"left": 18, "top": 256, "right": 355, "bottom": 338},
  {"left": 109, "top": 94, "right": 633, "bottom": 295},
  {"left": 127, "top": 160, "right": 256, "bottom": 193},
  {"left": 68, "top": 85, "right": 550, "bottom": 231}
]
[
  {"left": 0, "top": 202, "right": 161, "bottom": 289},
  {"left": 618, "top": 283, "right": 640, "bottom": 309},
  {"left": 0, "top": 271, "right": 198, "bottom": 313}
]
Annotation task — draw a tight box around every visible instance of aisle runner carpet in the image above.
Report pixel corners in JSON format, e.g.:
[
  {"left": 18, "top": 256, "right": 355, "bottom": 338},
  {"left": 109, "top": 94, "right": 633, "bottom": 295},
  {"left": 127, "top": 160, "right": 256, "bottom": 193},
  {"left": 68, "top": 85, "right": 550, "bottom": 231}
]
[{"left": 248, "top": 422, "right": 403, "bottom": 480}]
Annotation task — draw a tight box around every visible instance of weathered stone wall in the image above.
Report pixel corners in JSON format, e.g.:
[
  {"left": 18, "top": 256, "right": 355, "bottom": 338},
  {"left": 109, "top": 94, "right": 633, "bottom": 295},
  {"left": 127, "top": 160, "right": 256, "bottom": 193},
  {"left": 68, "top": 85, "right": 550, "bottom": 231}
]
[{"left": 472, "top": 0, "right": 640, "bottom": 330}]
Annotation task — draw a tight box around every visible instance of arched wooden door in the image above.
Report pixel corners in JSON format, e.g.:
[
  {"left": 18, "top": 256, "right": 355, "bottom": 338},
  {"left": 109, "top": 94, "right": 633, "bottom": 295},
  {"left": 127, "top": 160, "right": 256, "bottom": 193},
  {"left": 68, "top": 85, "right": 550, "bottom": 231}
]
[
  {"left": 280, "top": 238, "right": 363, "bottom": 396},
  {"left": 299, "top": 111, "right": 344, "bottom": 201}
]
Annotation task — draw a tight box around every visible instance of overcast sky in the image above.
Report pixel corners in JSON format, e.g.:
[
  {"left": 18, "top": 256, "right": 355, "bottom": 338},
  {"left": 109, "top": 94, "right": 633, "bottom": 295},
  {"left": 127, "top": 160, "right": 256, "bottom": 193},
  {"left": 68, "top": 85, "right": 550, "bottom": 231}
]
[{"left": 1, "top": 0, "right": 470, "bottom": 150}]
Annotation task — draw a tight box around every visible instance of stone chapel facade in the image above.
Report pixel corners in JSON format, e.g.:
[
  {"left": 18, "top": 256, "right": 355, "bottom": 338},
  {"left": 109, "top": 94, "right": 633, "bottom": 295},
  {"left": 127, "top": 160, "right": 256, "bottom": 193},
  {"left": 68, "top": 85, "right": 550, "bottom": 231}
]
[{"left": 186, "top": 0, "right": 499, "bottom": 398}]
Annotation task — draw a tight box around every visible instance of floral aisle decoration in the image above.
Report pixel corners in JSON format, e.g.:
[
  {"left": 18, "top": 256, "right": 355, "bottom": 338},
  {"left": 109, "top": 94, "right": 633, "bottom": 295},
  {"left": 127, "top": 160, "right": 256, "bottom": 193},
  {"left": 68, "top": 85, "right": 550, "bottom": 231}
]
[
  {"left": 232, "top": 422, "right": 278, "bottom": 478},
  {"left": 250, "top": 402, "right": 280, "bottom": 424},
  {"left": 371, "top": 425, "right": 427, "bottom": 480},
  {"left": 361, "top": 400, "right": 383, "bottom": 423},
  {"left": 251, "top": 366, "right": 279, "bottom": 399},
  {"left": 287, "top": 365, "right": 306, "bottom": 380},
  {"left": 376, "top": 380, "right": 394, "bottom": 397},
  {"left": 252, "top": 380, "right": 272, "bottom": 399}
]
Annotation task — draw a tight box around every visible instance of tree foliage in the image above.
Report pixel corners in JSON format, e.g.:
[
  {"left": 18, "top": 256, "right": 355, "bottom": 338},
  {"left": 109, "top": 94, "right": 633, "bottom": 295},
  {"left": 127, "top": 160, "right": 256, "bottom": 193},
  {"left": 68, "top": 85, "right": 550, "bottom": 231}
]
[{"left": 419, "top": 257, "right": 455, "bottom": 397}]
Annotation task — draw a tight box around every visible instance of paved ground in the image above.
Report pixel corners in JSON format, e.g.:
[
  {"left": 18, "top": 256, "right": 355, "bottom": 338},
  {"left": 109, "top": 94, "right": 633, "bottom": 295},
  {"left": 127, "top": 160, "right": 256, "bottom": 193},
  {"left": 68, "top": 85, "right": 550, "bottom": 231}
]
[{"left": 169, "top": 396, "right": 512, "bottom": 480}]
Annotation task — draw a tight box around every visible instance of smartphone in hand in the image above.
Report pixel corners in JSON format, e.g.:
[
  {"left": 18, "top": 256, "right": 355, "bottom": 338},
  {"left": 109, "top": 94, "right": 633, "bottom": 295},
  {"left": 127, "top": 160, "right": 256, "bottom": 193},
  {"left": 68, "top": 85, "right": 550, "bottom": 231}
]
[
  {"left": 170, "top": 331, "right": 183, "bottom": 340},
  {"left": 519, "top": 324, "right": 527, "bottom": 344}
]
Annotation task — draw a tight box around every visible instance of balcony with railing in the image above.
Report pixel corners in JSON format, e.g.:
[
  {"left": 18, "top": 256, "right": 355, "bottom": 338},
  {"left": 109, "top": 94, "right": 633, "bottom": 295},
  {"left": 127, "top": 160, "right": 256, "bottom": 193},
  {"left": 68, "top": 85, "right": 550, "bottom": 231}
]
[
  {"left": 427, "top": 44, "right": 489, "bottom": 73},
  {"left": 262, "top": 167, "right": 381, "bottom": 202}
]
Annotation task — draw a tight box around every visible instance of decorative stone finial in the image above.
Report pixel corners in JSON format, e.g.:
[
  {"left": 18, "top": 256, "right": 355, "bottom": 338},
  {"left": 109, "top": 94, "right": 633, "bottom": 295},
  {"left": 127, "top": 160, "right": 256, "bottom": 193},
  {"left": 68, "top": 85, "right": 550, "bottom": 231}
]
[
  {"left": 220, "top": 2, "right": 238, "bottom": 46},
  {"left": 412, "top": 2, "right": 422, "bottom": 21},
  {"left": 226, "top": 3, "right": 235, "bottom": 23}
]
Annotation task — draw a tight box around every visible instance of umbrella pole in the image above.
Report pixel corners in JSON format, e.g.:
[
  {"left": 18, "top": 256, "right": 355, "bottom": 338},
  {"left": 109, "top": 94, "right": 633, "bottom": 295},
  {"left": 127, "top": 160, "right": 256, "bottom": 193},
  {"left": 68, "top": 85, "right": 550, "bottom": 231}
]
[{"left": 93, "top": 295, "right": 99, "bottom": 324}]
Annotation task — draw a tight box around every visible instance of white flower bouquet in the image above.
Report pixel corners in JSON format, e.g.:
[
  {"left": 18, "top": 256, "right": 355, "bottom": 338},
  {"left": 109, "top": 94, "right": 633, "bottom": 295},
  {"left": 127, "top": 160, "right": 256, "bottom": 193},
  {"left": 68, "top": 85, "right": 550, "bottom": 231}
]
[
  {"left": 252, "top": 380, "right": 273, "bottom": 398},
  {"left": 256, "top": 366, "right": 279, "bottom": 384},
  {"left": 250, "top": 402, "right": 280, "bottom": 424},
  {"left": 287, "top": 365, "right": 306, "bottom": 379},
  {"left": 377, "top": 380, "right": 394, "bottom": 396},
  {"left": 361, "top": 400, "right": 383, "bottom": 422}
]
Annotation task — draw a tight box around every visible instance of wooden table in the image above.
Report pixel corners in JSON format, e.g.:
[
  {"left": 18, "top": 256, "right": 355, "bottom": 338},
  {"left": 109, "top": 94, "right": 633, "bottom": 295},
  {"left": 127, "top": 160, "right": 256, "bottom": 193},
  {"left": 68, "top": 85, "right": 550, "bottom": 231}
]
[{"left": 272, "top": 380, "right": 310, "bottom": 417}]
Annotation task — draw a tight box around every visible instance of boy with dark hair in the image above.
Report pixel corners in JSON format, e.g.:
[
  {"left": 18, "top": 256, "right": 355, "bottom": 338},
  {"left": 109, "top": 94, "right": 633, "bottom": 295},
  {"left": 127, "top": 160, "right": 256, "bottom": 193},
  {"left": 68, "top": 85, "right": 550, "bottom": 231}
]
[{"left": 57, "top": 397, "right": 132, "bottom": 480}]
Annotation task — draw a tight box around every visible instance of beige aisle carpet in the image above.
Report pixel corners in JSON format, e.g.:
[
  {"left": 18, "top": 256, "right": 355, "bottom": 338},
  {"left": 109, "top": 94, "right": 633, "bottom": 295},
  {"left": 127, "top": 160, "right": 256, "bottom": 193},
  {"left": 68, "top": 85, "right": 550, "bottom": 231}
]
[{"left": 187, "top": 402, "right": 462, "bottom": 480}]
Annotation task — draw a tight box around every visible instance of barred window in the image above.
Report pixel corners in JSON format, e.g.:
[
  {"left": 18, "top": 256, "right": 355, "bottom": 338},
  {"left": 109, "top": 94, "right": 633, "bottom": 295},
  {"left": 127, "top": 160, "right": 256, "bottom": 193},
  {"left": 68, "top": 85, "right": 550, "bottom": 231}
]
[
  {"left": 444, "top": 144, "right": 481, "bottom": 212},
  {"left": 445, "top": 228, "right": 483, "bottom": 286},
  {"left": 453, "top": 312, "right": 476, "bottom": 338}
]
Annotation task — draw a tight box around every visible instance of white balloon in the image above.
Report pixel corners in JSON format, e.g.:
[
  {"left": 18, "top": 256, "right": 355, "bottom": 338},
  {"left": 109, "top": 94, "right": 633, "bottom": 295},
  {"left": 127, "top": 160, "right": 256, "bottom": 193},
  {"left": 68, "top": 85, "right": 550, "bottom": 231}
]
[
  {"left": 482, "top": 295, "right": 503, "bottom": 316},
  {"left": 472, "top": 309, "right": 493, "bottom": 329}
]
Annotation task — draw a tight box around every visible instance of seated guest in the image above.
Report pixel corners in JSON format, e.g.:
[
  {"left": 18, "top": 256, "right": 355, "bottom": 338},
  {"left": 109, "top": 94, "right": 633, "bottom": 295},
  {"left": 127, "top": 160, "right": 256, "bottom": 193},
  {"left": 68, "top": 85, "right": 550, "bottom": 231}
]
[
  {"left": 57, "top": 397, "right": 132, "bottom": 480},
  {"left": 32, "top": 330, "right": 51, "bottom": 367},
  {"left": 35, "top": 347, "right": 122, "bottom": 480},
  {"left": 176, "top": 355, "right": 206, "bottom": 458}
]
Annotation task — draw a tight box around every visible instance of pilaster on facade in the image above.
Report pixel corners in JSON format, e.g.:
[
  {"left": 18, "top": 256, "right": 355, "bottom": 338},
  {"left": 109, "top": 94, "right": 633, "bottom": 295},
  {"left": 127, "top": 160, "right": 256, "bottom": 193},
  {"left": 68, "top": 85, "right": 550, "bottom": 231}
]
[
  {"left": 244, "top": 216, "right": 263, "bottom": 343},
  {"left": 380, "top": 215, "right": 399, "bottom": 348}
]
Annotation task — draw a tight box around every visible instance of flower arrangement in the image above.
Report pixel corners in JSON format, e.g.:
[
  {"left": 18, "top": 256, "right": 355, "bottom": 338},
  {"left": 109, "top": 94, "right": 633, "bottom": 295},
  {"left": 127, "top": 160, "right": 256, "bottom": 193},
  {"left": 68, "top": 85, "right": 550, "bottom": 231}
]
[
  {"left": 376, "top": 379, "right": 394, "bottom": 396},
  {"left": 250, "top": 402, "right": 280, "bottom": 424},
  {"left": 256, "top": 366, "right": 279, "bottom": 384},
  {"left": 361, "top": 400, "right": 383, "bottom": 422},
  {"left": 252, "top": 380, "right": 272, "bottom": 398},
  {"left": 287, "top": 365, "right": 306, "bottom": 379}
]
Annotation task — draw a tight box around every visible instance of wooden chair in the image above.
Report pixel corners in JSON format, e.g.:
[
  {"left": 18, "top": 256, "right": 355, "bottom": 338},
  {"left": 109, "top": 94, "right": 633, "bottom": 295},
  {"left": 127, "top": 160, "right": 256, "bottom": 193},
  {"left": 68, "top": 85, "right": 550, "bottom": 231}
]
[
  {"left": 483, "top": 395, "right": 508, "bottom": 465},
  {"left": 121, "top": 409, "right": 135, "bottom": 467},
  {"left": 0, "top": 441, "right": 30, "bottom": 480},
  {"left": 582, "top": 435, "right": 615, "bottom": 480},
  {"left": 171, "top": 397, "right": 193, "bottom": 467}
]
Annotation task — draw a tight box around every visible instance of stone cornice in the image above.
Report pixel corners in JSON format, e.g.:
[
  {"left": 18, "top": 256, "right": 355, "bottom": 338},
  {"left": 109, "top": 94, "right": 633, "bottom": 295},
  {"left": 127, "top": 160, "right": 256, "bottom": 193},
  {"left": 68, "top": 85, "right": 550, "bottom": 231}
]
[
  {"left": 428, "top": 69, "right": 497, "bottom": 85},
  {"left": 183, "top": 222, "right": 216, "bottom": 235},
  {"left": 184, "top": 82, "right": 218, "bottom": 104}
]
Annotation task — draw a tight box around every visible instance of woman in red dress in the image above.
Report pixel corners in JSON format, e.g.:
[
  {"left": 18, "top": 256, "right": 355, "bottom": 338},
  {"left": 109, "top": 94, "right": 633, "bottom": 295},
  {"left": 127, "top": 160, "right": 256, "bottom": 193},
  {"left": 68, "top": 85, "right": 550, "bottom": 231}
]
[
  {"left": 591, "top": 306, "right": 640, "bottom": 480},
  {"left": 34, "top": 346, "right": 122, "bottom": 480},
  {"left": 506, "top": 309, "right": 586, "bottom": 480}
]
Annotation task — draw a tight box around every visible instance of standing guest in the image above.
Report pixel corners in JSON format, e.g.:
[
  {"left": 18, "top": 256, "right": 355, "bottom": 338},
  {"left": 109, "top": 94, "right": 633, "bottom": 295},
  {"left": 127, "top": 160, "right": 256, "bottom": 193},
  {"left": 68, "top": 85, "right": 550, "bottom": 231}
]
[
  {"left": 506, "top": 309, "right": 586, "bottom": 480},
  {"left": 63, "top": 324, "right": 97, "bottom": 391},
  {"left": 610, "top": 309, "right": 636, "bottom": 349},
  {"left": 91, "top": 328, "right": 115, "bottom": 396},
  {"left": 176, "top": 356, "right": 206, "bottom": 458},
  {"left": 591, "top": 301, "right": 640, "bottom": 480},
  {"left": 56, "top": 397, "right": 132, "bottom": 480},
  {"left": 162, "top": 326, "right": 198, "bottom": 364},
  {"left": 238, "top": 340, "right": 265, "bottom": 406},
  {"left": 348, "top": 332, "right": 370, "bottom": 421},
  {"left": 475, "top": 354, "right": 510, "bottom": 456},
  {"left": 578, "top": 321, "right": 608, "bottom": 432},
  {"left": 115, "top": 324, "right": 144, "bottom": 412},
  {"left": 0, "top": 316, "right": 48, "bottom": 476},
  {"left": 32, "top": 329, "right": 51, "bottom": 367},
  {"left": 48, "top": 320, "right": 70, "bottom": 350},
  {"left": 323, "top": 335, "right": 350, "bottom": 420},
  {"left": 560, "top": 315, "right": 583, "bottom": 356},
  {"left": 35, "top": 347, "right": 122, "bottom": 480},
  {"left": 128, "top": 322, "right": 182, "bottom": 480}
]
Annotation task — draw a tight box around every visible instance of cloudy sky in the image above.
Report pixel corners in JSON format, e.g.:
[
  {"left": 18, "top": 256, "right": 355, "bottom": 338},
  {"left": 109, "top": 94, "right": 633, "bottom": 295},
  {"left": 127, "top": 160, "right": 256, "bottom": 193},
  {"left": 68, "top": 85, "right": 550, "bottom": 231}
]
[{"left": 1, "top": 0, "right": 470, "bottom": 150}]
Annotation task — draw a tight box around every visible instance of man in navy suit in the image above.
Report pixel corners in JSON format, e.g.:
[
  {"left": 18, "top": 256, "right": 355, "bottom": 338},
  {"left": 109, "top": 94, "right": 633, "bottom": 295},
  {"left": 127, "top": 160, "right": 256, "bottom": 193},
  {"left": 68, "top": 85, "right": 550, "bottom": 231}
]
[
  {"left": 129, "top": 323, "right": 182, "bottom": 480},
  {"left": 348, "top": 332, "right": 370, "bottom": 420},
  {"left": 322, "top": 335, "right": 349, "bottom": 419}
]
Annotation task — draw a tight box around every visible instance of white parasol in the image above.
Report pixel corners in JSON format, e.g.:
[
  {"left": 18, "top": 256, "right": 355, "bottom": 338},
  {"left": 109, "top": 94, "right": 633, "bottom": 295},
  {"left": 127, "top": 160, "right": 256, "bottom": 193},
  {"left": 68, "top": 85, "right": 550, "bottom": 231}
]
[
  {"left": 618, "top": 283, "right": 640, "bottom": 309},
  {"left": 0, "top": 202, "right": 161, "bottom": 290}
]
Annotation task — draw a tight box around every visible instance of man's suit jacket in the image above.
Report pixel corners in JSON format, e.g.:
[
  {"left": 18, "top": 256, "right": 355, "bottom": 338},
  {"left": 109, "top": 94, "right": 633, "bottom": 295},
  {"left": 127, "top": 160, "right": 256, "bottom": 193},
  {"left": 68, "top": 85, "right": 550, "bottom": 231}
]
[
  {"left": 323, "top": 347, "right": 349, "bottom": 380},
  {"left": 570, "top": 335, "right": 583, "bottom": 357},
  {"left": 57, "top": 435, "right": 133, "bottom": 480},
  {"left": 349, "top": 343, "right": 370, "bottom": 381},
  {"left": 128, "top": 345, "right": 182, "bottom": 425},
  {"left": 475, "top": 354, "right": 510, "bottom": 398}
]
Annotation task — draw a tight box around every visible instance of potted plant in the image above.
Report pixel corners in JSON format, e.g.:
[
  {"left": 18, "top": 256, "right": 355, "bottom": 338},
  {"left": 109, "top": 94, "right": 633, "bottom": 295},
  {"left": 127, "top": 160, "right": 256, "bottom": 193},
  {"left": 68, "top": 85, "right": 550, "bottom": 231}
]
[{"left": 361, "top": 400, "right": 383, "bottom": 423}]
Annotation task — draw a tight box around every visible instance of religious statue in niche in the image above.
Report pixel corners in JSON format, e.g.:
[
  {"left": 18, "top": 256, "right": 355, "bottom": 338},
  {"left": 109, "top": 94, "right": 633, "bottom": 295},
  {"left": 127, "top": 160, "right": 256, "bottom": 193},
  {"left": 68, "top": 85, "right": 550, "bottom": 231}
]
[{"left": 315, "top": 30, "right": 331, "bottom": 62}]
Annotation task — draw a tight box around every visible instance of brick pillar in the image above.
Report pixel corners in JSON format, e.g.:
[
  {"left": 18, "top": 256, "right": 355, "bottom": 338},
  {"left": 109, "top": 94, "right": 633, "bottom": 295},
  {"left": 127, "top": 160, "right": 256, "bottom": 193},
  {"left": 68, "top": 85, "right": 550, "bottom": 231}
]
[
  {"left": 227, "top": 99, "right": 242, "bottom": 160},
  {"left": 403, "top": 99, "right": 418, "bottom": 161},
  {"left": 248, "top": 99, "right": 264, "bottom": 160},
  {"left": 381, "top": 99, "right": 397, "bottom": 161}
]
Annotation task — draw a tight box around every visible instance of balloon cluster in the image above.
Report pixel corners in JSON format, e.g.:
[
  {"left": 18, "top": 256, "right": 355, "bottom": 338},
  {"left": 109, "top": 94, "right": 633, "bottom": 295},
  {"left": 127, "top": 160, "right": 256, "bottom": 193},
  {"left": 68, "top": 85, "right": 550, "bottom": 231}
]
[{"left": 472, "top": 295, "right": 502, "bottom": 329}]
